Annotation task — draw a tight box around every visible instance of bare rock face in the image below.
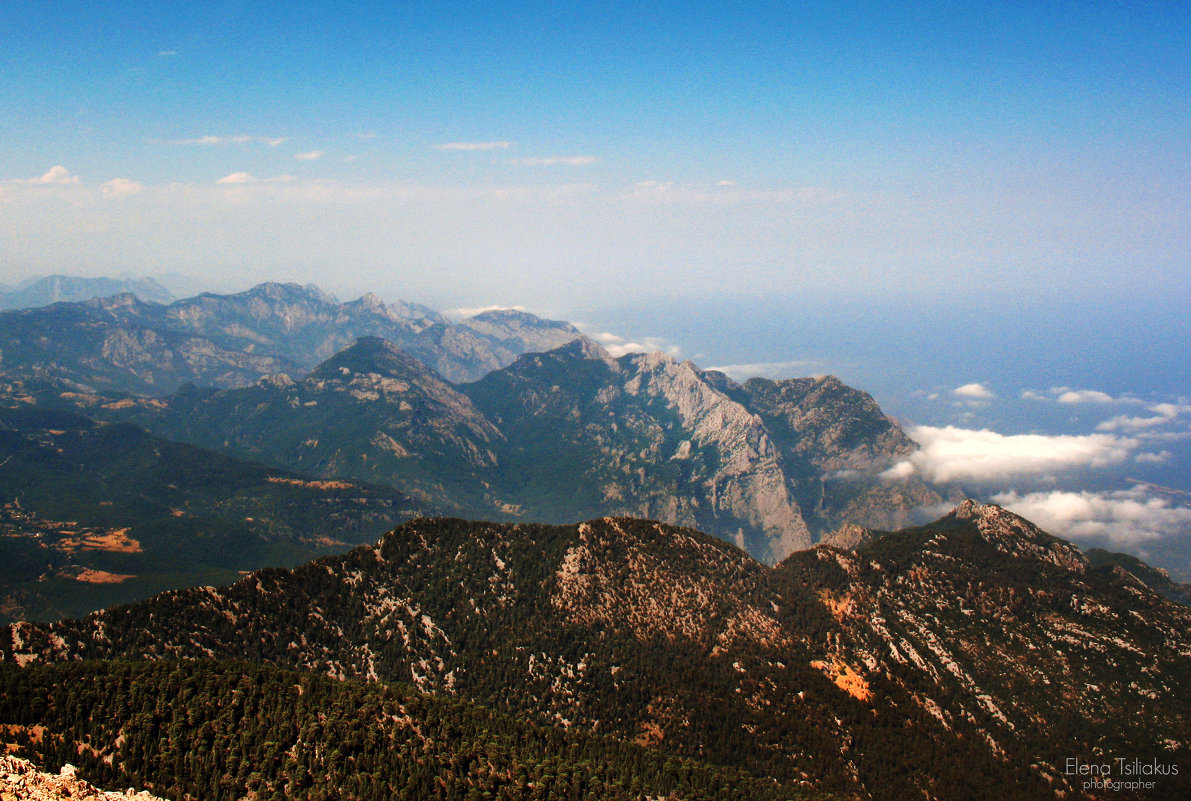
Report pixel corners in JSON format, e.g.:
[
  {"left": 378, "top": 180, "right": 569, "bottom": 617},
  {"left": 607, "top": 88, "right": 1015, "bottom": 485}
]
[
  {"left": 621, "top": 351, "right": 812, "bottom": 558},
  {"left": 0, "top": 756, "right": 164, "bottom": 801},
  {"left": 819, "top": 522, "right": 877, "bottom": 551},
  {"left": 740, "top": 375, "right": 916, "bottom": 472},
  {"left": 457, "top": 308, "right": 582, "bottom": 354}
]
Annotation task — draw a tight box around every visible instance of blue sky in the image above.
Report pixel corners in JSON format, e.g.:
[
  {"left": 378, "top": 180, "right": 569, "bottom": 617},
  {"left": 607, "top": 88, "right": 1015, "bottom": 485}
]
[{"left": 1, "top": 1, "right": 1188, "bottom": 309}]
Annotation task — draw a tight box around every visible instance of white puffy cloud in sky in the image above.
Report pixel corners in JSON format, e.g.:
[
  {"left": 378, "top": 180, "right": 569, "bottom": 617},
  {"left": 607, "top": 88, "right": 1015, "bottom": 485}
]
[
  {"left": 216, "top": 172, "right": 256, "bottom": 184},
  {"left": 993, "top": 489, "right": 1191, "bottom": 547},
  {"left": 571, "top": 328, "right": 681, "bottom": 358},
  {"left": 952, "top": 383, "right": 994, "bottom": 400},
  {"left": 1057, "top": 389, "right": 1116, "bottom": 404},
  {"left": 706, "top": 360, "right": 826, "bottom": 381},
  {"left": 100, "top": 178, "right": 142, "bottom": 198},
  {"left": 1096, "top": 402, "right": 1191, "bottom": 433},
  {"left": 884, "top": 425, "right": 1139, "bottom": 483},
  {"left": 30, "top": 165, "right": 80, "bottom": 184}
]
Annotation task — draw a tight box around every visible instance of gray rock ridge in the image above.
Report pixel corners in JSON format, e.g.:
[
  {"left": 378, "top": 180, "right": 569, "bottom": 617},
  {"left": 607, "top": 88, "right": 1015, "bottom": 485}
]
[{"left": 460, "top": 343, "right": 937, "bottom": 561}]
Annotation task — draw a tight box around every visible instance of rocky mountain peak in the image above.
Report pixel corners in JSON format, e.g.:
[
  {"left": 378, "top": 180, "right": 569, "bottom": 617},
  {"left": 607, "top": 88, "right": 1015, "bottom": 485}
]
[
  {"left": 244, "top": 281, "right": 337, "bottom": 305},
  {"left": 354, "top": 291, "right": 386, "bottom": 311},
  {"left": 307, "top": 337, "right": 429, "bottom": 382},
  {"left": 945, "top": 499, "right": 1088, "bottom": 573},
  {"left": 552, "top": 335, "right": 621, "bottom": 367},
  {"left": 818, "top": 522, "right": 877, "bottom": 550},
  {"left": 83, "top": 292, "right": 144, "bottom": 312},
  {"left": 457, "top": 309, "right": 583, "bottom": 355}
]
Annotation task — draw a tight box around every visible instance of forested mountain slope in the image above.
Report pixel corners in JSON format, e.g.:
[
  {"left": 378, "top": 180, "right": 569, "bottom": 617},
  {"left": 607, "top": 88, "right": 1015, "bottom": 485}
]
[{"left": 6, "top": 504, "right": 1187, "bottom": 799}]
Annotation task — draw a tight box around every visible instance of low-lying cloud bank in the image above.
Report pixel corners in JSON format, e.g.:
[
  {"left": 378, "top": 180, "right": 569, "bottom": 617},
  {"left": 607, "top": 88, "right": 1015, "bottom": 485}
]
[
  {"left": 883, "top": 425, "right": 1140, "bottom": 483},
  {"left": 883, "top": 421, "right": 1191, "bottom": 552},
  {"left": 992, "top": 488, "right": 1191, "bottom": 548}
]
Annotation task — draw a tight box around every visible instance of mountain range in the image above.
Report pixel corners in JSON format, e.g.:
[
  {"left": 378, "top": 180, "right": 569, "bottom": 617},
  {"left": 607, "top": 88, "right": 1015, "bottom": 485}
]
[
  {"left": 0, "top": 275, "right": 175, "bottom": 311},
  {"left": 5, "top": 503, "right": 1188, "bottom": 799},
  {"left": 0, "top": 282, "right": 943, "bottom": 569},
  {"left": 1, "top": 279, "right": 1189, "bottom": 798},
  {"left": 0, "top": 281, "right": 581, "bottom": 393}
]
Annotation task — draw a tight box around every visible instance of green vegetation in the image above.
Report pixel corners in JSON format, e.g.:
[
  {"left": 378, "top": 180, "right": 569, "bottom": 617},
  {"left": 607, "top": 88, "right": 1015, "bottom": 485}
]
[
  {"left": 0, "top": 407, "right": 427, "bottom": 622},
  {"left": 0, "top": 660, "right": 831, "bottom": 801}
]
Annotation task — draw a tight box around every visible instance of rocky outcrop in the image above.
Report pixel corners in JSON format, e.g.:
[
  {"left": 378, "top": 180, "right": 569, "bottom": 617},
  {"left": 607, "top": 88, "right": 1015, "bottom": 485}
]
[
  {"left": 0, "top": 756, "right": 164, "bottom": 801},
  {"left": 819, "top": 522, "right": 877, "bottom": 550}
]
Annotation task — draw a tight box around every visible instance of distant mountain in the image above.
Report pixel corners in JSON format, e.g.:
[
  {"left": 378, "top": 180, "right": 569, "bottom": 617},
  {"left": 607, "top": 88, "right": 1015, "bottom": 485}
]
[
  {"left": 1085, "top": 547, "right": 1191, "bottom": 606},
  {"left": 0, "top": 281, "right": 583, "bottom": 393},
  {"left": 462, "top": 340, "right": 818, "bottom": 558},
  {"left": 0, "top": 403, "right": 429, "bottom": 623},
  {"left": 131, "top": 337, "right": 506, "bottom": 513},
  {"left": 0, "top": 275, "right": 173, "bottom": 309},
  {"left": 96, "top": 336, "right": 933, "bottom": 561},
  {"left": 7, "top": 503, "right": 1188, "bottom": 799},
  {"left": 0, "top": 293, "right": 299, "bottom": 395}
]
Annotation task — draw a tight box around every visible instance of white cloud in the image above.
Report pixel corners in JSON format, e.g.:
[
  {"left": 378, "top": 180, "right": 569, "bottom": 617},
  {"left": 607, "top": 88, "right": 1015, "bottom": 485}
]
[
  {"left": 1097, "top": 414, "right": 1174, "bottom": 433},
  {"left": 1151, "top": 402, "right": 1191, "bottom": 417},
  {"left": 952, "top": 382, "right": 995, "bottom": 400},
  {"left": 1021, "top": 387, "right": 1146, "bottom": 405},
  {"left": 605, "top": 339, "right": 680, "bottom": 358},
  {"left": 173, "top": 135, "right": 288, "bottom": 147},
  {"left": 993, "top": 488, "right": 1191, "bottom": 547},
  {"left": 899, "top": 425, "right": 1139, "bottom": 483},
  {"left": 1057, "top": 389, "right": 1116, "bottom": 404},
  {"left": 1096, "top": 402, "right": 1191, "bottom": 433},
  {"left": 294, "top": 150, "right": 325, "bottom": 161},
  {"left": 157, "top": 50, "right": 178, "bottom": 57},
  {"left": 216, "top": 172, "right": 257, "bottom": 184},
  {"left": 570, "top": 324, "right": 681, "bottom": 358},
  {"left": 101, "top": 178, "right": 143, "bottom": 198},
  {"left": 1136, "top": 451, "right": 1172, "bottom": 464},
  {"left": 510, "top": 156, "right": 597, "bottom": 166},
  {"left": 445, "top": 304, "right": 527, "bottom": 319},
  {"left": 879, "top": 461, "right": 916, "bottom": 480},
  {"left": 705, "top": 359, "right": 824, "bottom": 381},
  {"left": 436, "top": 141, "right": 513, "bottom": 151},
  {"left": 30, "top": 165, "right": 80, "bottom": 185}
]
